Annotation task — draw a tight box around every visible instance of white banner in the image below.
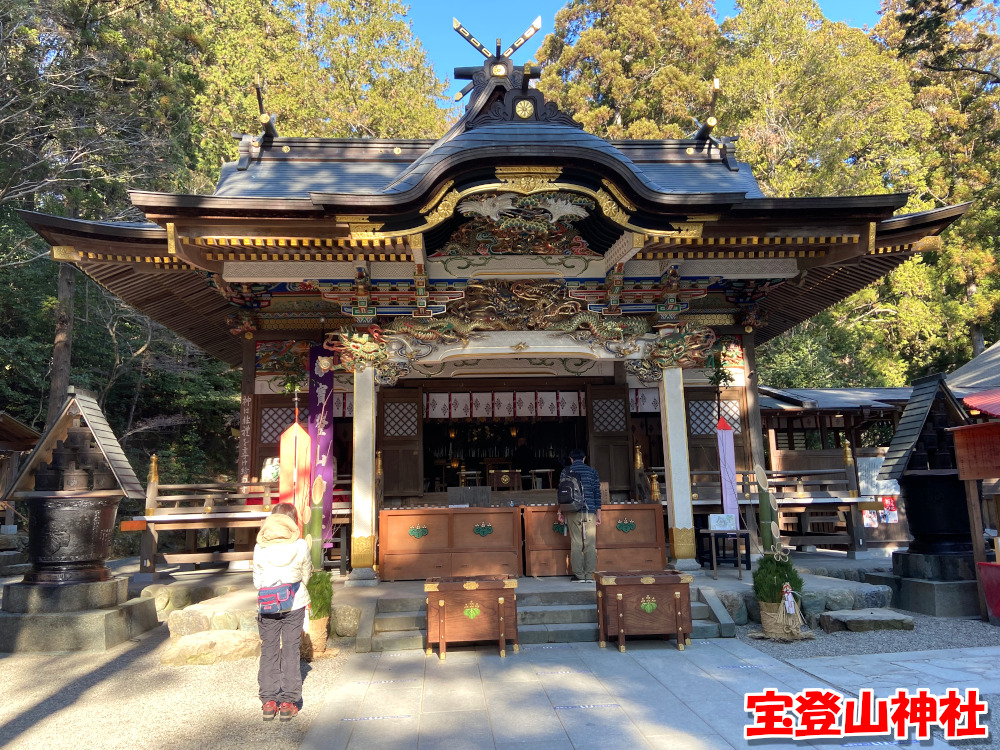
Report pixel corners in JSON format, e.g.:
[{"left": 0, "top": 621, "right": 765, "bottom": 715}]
[{"left": 717, "top": 417, "right": 739, "bottom": 520}]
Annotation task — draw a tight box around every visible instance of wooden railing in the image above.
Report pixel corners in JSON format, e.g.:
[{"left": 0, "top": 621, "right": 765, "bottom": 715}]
[
  {"left": 127, "top": 456, "right": 353, "bottom": 576},
  {"left": 687, "top": 468, "right": 855, "bottom": 505},
  {"left": 142, "top": 480, "right": 280, "bottom": 516}
]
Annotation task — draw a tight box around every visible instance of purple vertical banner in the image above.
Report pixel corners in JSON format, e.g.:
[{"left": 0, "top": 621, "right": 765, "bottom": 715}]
[{"left": 309, "top": 345, "right": 337, "bottom": 547}]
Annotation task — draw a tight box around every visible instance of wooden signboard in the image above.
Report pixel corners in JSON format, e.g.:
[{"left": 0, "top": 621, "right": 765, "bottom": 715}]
[{"left": 949, "top": 423, "right": 1000, "bottom": 480}]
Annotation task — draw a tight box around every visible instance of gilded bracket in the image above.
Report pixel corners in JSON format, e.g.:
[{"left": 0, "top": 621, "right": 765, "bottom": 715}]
[{"left": 51, "top": 246, "right": 81, "bottom": 262}]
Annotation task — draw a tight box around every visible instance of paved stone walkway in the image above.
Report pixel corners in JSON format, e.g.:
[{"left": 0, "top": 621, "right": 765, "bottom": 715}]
[
  {"left": 789, "top": 646, "right": 1000, "bottom": 699},
  {"left": 298, "top": 638, "right": 992, "bottom": 750}
]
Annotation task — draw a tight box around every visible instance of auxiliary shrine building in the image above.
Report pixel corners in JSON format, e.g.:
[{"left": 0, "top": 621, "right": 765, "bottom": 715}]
[{"left": 22, "top": 28, "right": 966, "bottom": 581}]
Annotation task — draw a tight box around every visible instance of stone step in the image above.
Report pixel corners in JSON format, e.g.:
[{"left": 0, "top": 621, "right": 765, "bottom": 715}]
[
  {"left": 376, "top": 595, "right": 427, "bottom": 613},
  {"left": 374, "top": 610, "right": 425, "bottom": 633},
  {"left": 519, "top": 622, "right": 601, "bottom": 644},
  {"left": 372, "top": 629, "right": 427, "bottom": 652},
  {"left": 0, "top": 534, "right": 21, "bottom": 552},
  {"left": 369, "top": 618, "right": 724, "bottom": 654},
  {"left": 0, "top": 549, "right": 27, "bottom": 565},
  {"left": 820, "top": 608, "right": 915, "bottom": 633},
  {"left": 691, "top": 620, "right": 721, "bottom": 639},
  {"left": 517, "top": 589, "right": 597, "bottom": 607},
  {"left": 518, "top": 604, "right": 597, "bottom": 626},
  {"left": 0, "top": 563, "right": 30, "bottom": 577},
  {"left": 373, "top": 598, "right": 715, "bottom": 634}
]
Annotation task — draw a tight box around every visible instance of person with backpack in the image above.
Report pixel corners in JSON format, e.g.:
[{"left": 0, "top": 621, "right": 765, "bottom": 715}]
[
  {"left": 556, "top": 448, "right": 602, "bottom": 582},
  {"left": 253, "top": 502, "right": 312, "bottom": 722}
]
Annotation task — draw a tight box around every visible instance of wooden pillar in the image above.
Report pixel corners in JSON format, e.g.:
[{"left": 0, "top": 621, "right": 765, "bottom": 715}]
[
  {"left": 965, "top": 479, "right": 989, "bottom": 620},
  {"left": 658, "top": 366, "right": 697, "bottom": 568},
  {"left": 348, "top": 367, "right": 378, "bottom": 583},
  {"left": 239, "top": 337, "right": 256, "bottom": 483},
  {"left": 742, "top": 332, "right": 766, "bottom": 553}
]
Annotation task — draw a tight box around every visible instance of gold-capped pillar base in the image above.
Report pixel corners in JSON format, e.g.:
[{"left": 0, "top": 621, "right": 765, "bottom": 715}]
[{"left": 669, "top": 526, "right": 696, "bottom": 561}]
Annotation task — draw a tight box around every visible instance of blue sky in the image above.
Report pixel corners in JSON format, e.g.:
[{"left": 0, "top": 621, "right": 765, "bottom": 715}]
[{"left": 406, "top": 1, "right": 885, "bottom": 99}]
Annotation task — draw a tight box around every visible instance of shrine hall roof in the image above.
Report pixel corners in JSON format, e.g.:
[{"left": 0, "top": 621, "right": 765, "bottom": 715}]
[
  {"left": 212, "top": 132, "right": 766, "bottom": 201},
  {"left": 758, "top": 387, "right": 912, "bottom": 412}
]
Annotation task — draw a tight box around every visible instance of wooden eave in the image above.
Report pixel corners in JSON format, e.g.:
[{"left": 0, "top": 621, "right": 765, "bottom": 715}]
[
  {"left": 129, "top": 191, "right": 322, "bottom": 219},
  {"left": 18, "top": 211, "right": 241, "bottom": 365},
  {"left": 755, "top": 203, "right": 970, "bottom": 344},
  {"left": 0, "top": 413, "right": 40, "bottom": 452}
]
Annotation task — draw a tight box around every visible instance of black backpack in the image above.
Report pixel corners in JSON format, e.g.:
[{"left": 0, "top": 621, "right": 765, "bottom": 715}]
[{"left": 557, "top": 468, "right": 588, "bottom": 514}]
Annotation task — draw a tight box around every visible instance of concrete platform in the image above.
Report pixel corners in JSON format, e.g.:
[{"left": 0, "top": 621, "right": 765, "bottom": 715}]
[
  {"left": 0, "top": 574, "right": 159, "bottom": 652},
  {"left": 866, "top": 572, "right": 981, "bottom": 617},
  {"left": 3, "top": 577, "right": 127, "bottom": 613},
  {"left": 0, "top": 597, "right": 157, "bottom": 652}
]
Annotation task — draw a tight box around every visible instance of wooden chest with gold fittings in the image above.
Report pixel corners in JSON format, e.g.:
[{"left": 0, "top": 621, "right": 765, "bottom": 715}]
[
  {"left": 424, "top": 575, "right": 519, "bottom": 660},
  {"left": 594, "top": 570, "right": 693, "bottom": 652}
]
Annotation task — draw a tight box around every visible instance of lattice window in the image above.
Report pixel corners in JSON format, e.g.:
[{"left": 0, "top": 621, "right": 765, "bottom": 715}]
[
  {"left": 592, "top": 398, "right": 627, "bottom": 433},
  {"left": 259, "top": 406, "right": 309, "bottom": 444},
  {"left": 687, "top": 400, "right": 741, "bottom": 435},
  {"left": 384, "top": 402, "right": 419, "bottom": 438}
]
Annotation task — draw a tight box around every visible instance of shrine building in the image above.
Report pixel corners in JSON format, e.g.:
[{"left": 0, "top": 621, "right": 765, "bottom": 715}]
[{"left": 20, "top": 20, "right": 968, "bottom": 582}]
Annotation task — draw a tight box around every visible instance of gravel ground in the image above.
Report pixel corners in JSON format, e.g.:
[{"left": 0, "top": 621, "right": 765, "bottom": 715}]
[
  {"left": 737, "top": 612, "right": 1000, "bottom": 749},
  {"left": 734, "top": 609, "right": 999, "bottom": 660},
  {"left": 0, "top": 625, "right": 348, "bottom": 750}
]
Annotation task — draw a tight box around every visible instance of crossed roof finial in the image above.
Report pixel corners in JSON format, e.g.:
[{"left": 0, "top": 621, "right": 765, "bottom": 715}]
[{"left": 452, "top": 16, "right": 542, "bottom": 60}]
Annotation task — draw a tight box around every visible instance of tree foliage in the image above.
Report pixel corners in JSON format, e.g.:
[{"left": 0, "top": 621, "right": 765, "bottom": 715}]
[
  {"left": 898, "top": 0, "right": 1000, "bottom": 84},
  {"left": 531, "top": 0, "right": 996, "bottom": 386},
  {"left": 0, "top": 0, "right": 448, "bottom": 482},
  {"left": 293, "top": 0, "right": 451, "bottom": 140},
  {"left": 718, "top": 0, "right": 930, "bottom": 199},
  {"left": 535, "top": 0, "right": 720, "bottom": 139}
]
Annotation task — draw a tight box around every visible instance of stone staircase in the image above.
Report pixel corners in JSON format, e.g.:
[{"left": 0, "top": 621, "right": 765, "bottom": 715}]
[{"left": 371, "top": 585, "right": 723, "bottom": 652}]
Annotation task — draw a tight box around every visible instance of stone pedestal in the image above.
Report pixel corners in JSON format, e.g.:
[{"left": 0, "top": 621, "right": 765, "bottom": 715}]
[
  {"left": 893, "top": 551, "right": 977, "bottom": 581},
  {"left": 344, "top": 566, "right": 379, "bottom": 588},
  {"left": 0, "top": 577, "right": 158, "bottom": 652},
  {"left": 864, "top": 550, "right": 981, "bottom": 618}
]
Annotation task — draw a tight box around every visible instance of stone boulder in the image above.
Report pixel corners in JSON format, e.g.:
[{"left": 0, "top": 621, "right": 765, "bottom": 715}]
[
  {"left": 715, "top": 590, "right": 748, "bottom": 626},
  {"left": 167, "top": 607, "right": 211, "bottom": 639},
  {"left": 799, "top": 591, "right": 826, "bottom": 630},
  {"left": 824, "top": 588, "right": 854, "bottom": 611},
  {"left": 160, "top": 630, "right": 261, "bottom": 666},
  {"left": 165, "top": 589, "right": 258, "bottom": 639},
  {"left": 745, "top": 593, "right": 761, "bottom": 624},
  {"left": 853, "top": 585, "right": 892, "bottom": 609},
  {"left": 211, "top": 611, "right": 240, "bottom": 631},
  {"left": 332, "top": 603, "right": 362, "bottom": 637}
]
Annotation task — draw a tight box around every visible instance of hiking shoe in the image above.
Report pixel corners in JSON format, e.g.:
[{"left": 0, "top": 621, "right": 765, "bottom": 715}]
[
  {"left": 262, "top": 701, "right": 278, "bottom": 721},
  {"left": 279, "top": 702, "right": 298, "bottom": 721},
  {"left": 571, "top": 576, "right": 588, "bottom": 583}
]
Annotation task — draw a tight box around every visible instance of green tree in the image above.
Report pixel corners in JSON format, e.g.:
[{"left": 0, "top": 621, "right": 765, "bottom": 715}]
[
  {"left": 883, "top": 0, "right": 1000, "bottom": 359},
  {"left": 715, "top": 0, "right": 994, "bottom": 386},
  {"left": 898, "top": 0, "right": 1000, "bottom": 84},
  {"left": 535, "top": 0, "right": 721, "bottom": 139},
  {"left": 293, "top": 0, "right": 451, "bottom": 139},
  {"left": 184, "top": 0, "right": 333, "bottom": 180},
  {"left": 717, "top": 0, "right": 930, "bottom": 199}
]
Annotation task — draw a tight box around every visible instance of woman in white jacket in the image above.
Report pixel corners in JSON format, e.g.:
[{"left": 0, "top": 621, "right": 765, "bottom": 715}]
[{"left": 253, "top": 503, "right": 311, "bottom": 722}]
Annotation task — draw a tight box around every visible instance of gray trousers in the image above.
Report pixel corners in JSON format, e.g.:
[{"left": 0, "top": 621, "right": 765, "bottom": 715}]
[
  {"left": 567, "top": 511, "right": 597, "bottom": 579},
  {"left": 258, "top": 606, "right": 305, "bottom": 705}
]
